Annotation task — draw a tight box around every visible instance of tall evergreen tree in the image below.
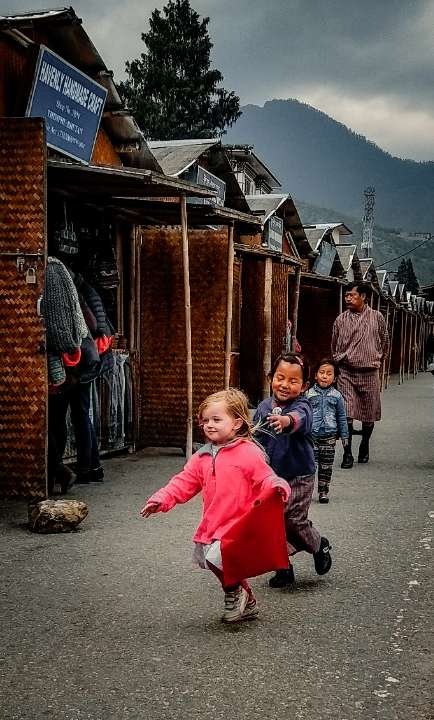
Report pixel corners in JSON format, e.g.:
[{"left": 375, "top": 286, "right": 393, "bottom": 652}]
[
  {"left": 396, "top": 258, "right": 419, "bottom": 294},
  {"left": 118, "top": 0, "right": 241, "bottom": 140}
]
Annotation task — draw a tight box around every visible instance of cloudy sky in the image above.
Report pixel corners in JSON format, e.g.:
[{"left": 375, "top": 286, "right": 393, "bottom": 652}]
[{"left": 3, "top": 0, "right": 434, "bottom": 161}]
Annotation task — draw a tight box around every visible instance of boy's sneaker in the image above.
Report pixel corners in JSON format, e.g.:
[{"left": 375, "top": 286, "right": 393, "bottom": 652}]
[
  {"left": 222, "top": 586, "right": 248, "bottom": 623},
  {"left": 318, "top": 491, "right": 329, "bottom": 504},
  {"left": 313, "top": 537, "right": 332, "bottom": 575},
  {"left": 241, "top": 594, "right": 259, "bottom": 621},
  {"left": 268, "top": 566, "right": 295, "bottom": 588}
]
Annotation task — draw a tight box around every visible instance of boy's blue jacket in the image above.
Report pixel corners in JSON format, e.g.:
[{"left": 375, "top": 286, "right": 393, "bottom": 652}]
[
  {"left": 253, "top": 396, "right": 315, "bottom": 479},
  {"left": 306, "top": 384, "right": 349, "bottom": 439}
]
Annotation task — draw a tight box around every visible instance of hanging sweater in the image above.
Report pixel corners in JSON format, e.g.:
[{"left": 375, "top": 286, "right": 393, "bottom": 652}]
[{"left": 147, "top": 438, "right": 290, "bottom": 545}]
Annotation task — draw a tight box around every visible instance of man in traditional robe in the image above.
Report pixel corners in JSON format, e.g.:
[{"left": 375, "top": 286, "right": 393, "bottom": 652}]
[{"left": 331, "top": 282, "right": 389, "bottom": 468}]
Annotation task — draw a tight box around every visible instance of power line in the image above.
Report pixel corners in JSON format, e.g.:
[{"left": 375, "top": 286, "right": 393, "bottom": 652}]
[{"left": 376, "top": 237, "right": 431, "bottom": 268}]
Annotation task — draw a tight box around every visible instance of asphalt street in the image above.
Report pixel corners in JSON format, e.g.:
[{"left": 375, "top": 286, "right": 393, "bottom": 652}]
[{"left": 1, "top": 373, "right": 433, "bottom": 720}]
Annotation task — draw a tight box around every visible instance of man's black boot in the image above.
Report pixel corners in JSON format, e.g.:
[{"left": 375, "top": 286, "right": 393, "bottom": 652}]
[
  {"left": 341, "top": 420, "right": 353, "bottom": 468},
  {"left": 358, "top": 423, "right": 374, "bottom": 463}
]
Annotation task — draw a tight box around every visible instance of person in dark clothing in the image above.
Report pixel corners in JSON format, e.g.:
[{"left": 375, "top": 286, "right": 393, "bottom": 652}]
[{"left": 254, "top": 354, "right": 332, "bottom": 588}]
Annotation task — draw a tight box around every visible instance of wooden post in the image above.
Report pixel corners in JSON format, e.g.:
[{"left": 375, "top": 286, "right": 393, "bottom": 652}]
[
  {"left": 224, "top": 223, "right": 235, "bottom": 389},
  {"left": 407, "top": 314, "right": 412, "bottom": 380},
  {"left": 263, "top": 256, "right": 273, "bottom": 398},
  {"left": 380, "top": 301, "right": 389, "bottom": 391},
  {"left": 115, "top": 222, "right": 124, "bottom": 336},
  {"left": 401, "top": 311, "right": 408, "bottom": 383},
  {"left": 180, "top": 196, "right": 193, "bottom": 460},
  {"left": 386, "top": 304, "right": 395, "bottom": 389},
  {"left": 129, "top": 225, "right": 136, "bottom": 351},
  {"left": 398, "top": 310, "right": 404, "bottom": 384},
  {"left": 291, "top": 265, "right": 301, "bottom": 351}
]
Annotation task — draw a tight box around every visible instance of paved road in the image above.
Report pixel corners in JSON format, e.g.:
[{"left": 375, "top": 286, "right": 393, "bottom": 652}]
[{"left": 1, "top": 374, "right": 433, "bottom": 720}]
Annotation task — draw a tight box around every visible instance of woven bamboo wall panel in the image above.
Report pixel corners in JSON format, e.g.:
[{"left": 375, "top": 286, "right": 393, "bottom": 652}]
[
  {"left": 0, "top": 118, "right": 47, "bottom": 497},
  {"left": 239, "top": 256, "right": 265, "bottom": 406},
  {"left": 139, "top": 227, "right": 228, "bottom": 447},
  {"left": 271, "top": 262, "right": 289, "bottom": 362},
  {"left": 297, "top": 283, "right": 338, "bottom": 376}
]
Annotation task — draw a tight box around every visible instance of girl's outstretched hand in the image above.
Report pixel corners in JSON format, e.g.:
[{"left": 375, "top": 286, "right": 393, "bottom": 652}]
[{"left": 140, "top": 501, "right": 160, "bottom": 518}]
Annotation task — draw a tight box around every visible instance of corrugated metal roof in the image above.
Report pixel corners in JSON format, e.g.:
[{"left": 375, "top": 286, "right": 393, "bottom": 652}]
[
  {"left": 245, "top": 193, "right": 308, "bottom": 256},
  {"left": 335, "top": 244, "right": 356, "bottom": 271},
  {"left": 303, "top": 222, "right": 353, "bottom": 235},
  {"left": 245, "top": 194, "right": 287, "bottom": 223},
  {"left": 304, "top": 227, "right": 325, "bottom": 251},
  {"left": 148, "top": 140, "right": 219, "bottom": 176},
  {"left": 389, "top": 281, "right": 399, "bottom": 297},
  {"left": 376, "top": 270, "right": 388, "bottom": 289}
]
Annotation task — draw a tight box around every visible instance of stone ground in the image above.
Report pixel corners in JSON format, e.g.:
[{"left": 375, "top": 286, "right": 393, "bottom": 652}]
[{"left": 0, "top": 373, "right": 433, "bottom": 720}]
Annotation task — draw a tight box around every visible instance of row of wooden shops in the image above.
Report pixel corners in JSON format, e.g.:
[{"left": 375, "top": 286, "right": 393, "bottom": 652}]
[{"left": 0, "top": 7, "right": 432, "bottom": 498}]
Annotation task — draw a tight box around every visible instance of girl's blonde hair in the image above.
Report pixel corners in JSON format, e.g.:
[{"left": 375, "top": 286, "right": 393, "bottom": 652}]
[{"left": 197, "top": 388, "right": 254, "bottom": 439}]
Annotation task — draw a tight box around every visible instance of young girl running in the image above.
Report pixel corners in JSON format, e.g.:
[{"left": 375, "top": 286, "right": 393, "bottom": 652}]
[
  {"left": 140, "top": 388, "right": 290, "bottom": 624},
  {"left": 306, "top": 359, "right": 349, "bottom": 503},
  {"left": 254, "top": 354, "right": 332, "bottom": 588}
]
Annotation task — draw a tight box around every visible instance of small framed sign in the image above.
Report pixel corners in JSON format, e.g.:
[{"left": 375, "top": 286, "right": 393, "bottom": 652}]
[{"left": 26, "top": 46, "right": 107, "bottom": 165}]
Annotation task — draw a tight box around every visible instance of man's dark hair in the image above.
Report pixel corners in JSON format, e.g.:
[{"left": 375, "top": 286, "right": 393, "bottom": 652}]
[{"left": 344, "top": 281, "right": 371, "bottom": 300}]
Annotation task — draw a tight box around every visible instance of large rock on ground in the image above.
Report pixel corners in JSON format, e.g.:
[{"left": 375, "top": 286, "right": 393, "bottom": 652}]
[{"left": 28, "top": 499, "right": 88, "bottom": 533}]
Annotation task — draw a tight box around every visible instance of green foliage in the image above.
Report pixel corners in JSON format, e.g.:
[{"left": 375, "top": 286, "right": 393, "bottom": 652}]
[
  {"left": 397, "top": 259, "right": 420, "bottom": 294},
  {"left": 118, "top": 0, "right": 241, "bottom": 140}
]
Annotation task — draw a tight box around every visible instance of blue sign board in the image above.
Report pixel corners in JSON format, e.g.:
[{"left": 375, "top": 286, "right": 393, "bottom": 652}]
[
  {"left": 264, "top": 214, "right": 283, "bottom": 253},
  {"left": 313, "top": 240, "right": 337, "bottom": 276},
  {"left": 185, "top": 164, "right": 225, "bottom": 207},
  {"left": 26, "top": 46, "right": 107, "bottom": 165}
]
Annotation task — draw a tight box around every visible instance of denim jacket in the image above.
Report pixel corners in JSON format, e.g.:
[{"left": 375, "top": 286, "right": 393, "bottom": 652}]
[{"left": 306, "top": 384, "right": 349, "bottom": 439}]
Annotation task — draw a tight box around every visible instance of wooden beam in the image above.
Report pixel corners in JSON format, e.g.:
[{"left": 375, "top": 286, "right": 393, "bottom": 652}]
[
  {"left": 181, "top": 196, "right": 193, "bottom": 460},
  {"left": 291, "top": 265, "right": 301, "bottom": 351},
  {"left": 224, "top": 223, "right": 235, "bottom": 389},
  {"left": 263, "top": 257, "right": 273, "bottom": 398}
]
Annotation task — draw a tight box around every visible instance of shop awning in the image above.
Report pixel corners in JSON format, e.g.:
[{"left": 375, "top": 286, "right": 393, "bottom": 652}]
[
  {"left": 107, "top": 197, "right": 263, "bottom": 230},
  {"left": 47, "top": 159, "right": 216, "bottom": 200}
]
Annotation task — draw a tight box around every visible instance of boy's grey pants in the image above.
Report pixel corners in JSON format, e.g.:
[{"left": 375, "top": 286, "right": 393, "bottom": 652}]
[{"left": 284, "top": 473, "right": 321, "bottom": 555}]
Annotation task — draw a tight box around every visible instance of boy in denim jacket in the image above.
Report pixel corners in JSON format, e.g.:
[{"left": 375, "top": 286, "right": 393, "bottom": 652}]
[{"left": 306, "top": 359, "right": 349, "bottom": 503}]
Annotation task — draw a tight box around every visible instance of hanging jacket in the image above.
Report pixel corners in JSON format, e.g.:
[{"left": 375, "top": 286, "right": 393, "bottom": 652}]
[
  {"left": 306, "top": 384, "right": 349, "bottom": 439},
  {"left": 147, "top": 438, "right": 290, "bottom": 545}
]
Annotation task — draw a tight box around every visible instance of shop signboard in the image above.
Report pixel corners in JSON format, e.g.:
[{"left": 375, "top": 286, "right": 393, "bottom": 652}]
[
  {"left": 185, "top": 164, "right": 225, "bottom": 207},
  {"left": 26, "top": 46, "right": 107, "bottom": 165},
  {"left": 264, "top": 215, "right": 283, "bottom": 253},
  {"left": 313, "top": 240, "right": 336, "bottom": 276}
]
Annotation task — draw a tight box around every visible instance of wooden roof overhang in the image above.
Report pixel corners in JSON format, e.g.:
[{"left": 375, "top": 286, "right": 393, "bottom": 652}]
[
  {"left": 47, "top": 159, "right": 214, "bottom": 201},
  {"left": 106, "top": 198, "right": 262, "bottom": 231},
  {"left": 234, "top": 242, "right": 302, "bottom": 266},
  {"left": 301, "top": 272, "right": 345, "bottom": 287}
]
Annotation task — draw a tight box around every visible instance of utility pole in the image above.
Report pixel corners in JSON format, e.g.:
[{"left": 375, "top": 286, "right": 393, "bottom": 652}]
[{"left": 361, "top": 186, "right": 375, "bottom": 259}]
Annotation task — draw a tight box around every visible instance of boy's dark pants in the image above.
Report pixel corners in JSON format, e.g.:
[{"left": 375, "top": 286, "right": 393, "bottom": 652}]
[
  {"left": 284, "top": 474, "right": 321, "bottom": 555},
  {"left": 312, "top": 435, "right": 337, "bottom": 494}
]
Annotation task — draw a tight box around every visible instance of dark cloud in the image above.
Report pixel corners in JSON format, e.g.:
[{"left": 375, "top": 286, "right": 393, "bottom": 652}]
[{"left": 1, "top": 0, "right": 433, "bottom": 158}]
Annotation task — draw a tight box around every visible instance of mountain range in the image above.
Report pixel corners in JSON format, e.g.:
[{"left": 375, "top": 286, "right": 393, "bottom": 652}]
[{"left": 225, "top": 99, "right": 434, "bottom": 285}]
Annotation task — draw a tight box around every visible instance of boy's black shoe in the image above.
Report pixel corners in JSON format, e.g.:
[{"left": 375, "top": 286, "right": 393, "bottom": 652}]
[
  {"left": 313, "top": 537, "right": 332, "bottom": 576},
  {"left": 341, "top": 449, "right": 354, "bottom": 469},
  {"left": 318, "top": 491, "right": 329, "bottom": 504},
  {"left": 269, "top": 566, "right": 295, "bottom": 588}
]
